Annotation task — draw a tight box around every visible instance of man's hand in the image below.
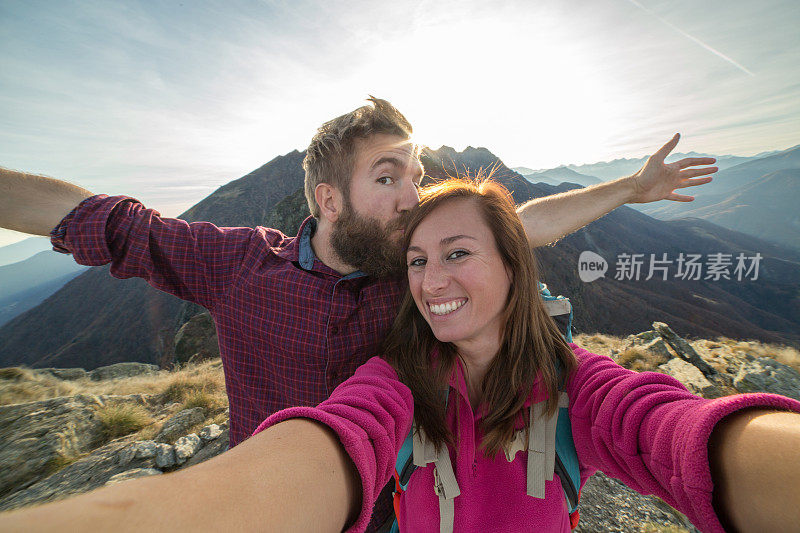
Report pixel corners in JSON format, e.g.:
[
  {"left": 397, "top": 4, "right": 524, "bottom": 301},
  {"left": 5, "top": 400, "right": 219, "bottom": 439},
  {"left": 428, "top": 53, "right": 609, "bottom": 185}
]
[{"left": 628, "top": 133, "right": 718, "bottom": 204}]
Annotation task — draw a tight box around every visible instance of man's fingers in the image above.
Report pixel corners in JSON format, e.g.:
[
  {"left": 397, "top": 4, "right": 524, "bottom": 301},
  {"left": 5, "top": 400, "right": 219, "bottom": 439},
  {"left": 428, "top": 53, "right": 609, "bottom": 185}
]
[
  {"left": 667, "top": 192, "right": 695, "bottom": 202},
  {"left": 675, "top": 176, "right": 713, "bottom": 189},
  {"left": 680, "top": 167, "right": 718, "bottom": 178},
  {"left": 675, "top": 157, "right": 716, "bottom": 169},
  {"left": 652, "top": 133, "right": 680, "bottom": 162}
]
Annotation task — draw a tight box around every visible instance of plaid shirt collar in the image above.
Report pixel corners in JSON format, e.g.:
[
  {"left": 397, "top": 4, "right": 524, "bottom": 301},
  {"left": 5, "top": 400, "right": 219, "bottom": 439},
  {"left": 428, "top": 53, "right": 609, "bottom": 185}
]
[{"left": 275, "top": 216, "right": 366, "bottom": 280}]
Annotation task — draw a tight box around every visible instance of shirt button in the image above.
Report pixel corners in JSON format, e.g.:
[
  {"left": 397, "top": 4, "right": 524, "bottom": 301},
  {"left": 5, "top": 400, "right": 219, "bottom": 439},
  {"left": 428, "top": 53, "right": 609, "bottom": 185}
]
[
  {"left": 329, "top": 325, "right": 339, "bottom": 335},
  {"left": 472, "top": 463, "right": 477, "bottom": 478}
]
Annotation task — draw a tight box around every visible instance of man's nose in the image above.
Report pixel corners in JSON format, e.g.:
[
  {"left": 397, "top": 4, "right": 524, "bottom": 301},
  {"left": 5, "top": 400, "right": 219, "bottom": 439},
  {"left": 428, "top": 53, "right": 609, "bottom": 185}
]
[{"left": 397, "top": 178, "right": 420, "bottom": 213}]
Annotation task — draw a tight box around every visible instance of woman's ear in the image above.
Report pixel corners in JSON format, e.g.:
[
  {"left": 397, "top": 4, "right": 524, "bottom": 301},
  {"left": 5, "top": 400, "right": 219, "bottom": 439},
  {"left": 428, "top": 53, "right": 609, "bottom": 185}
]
[{"left": 315, "top": 183, "right": 344, "bottom": 223}]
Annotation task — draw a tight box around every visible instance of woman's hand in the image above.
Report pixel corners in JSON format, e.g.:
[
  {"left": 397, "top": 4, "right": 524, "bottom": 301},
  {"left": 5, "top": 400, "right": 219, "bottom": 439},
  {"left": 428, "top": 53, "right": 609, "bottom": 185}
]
[{"left": 627, "top": 133, "right": 718, "bottom": 203}]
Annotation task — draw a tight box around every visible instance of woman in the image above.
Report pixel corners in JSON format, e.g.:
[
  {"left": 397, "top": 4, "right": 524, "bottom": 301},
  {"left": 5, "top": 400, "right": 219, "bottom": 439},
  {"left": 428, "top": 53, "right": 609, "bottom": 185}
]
[
  {"left": 249, "top": 178, "right": 800, "bottom": 532},
  {"left": 2, "top": 179, "right": 799, "bottom": 533}
]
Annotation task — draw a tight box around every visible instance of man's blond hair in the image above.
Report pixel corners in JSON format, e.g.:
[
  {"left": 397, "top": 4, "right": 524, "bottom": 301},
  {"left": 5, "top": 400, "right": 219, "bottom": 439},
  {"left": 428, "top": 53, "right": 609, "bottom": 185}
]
[{"left": 303, "top": 96, "right": 414, "bottom": 217}]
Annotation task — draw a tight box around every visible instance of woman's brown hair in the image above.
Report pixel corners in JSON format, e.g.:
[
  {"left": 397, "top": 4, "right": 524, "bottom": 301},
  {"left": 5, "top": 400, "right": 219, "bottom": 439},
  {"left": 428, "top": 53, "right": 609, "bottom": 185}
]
[{"left": 384, "top": 178, "right": 578, "bottom": 457}]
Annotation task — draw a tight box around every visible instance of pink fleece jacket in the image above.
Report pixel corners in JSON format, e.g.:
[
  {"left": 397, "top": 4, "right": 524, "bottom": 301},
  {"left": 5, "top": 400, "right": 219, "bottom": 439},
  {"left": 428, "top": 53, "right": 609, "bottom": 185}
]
[{"left": 253, "top": 345, "right": 800, "bottom": 532}]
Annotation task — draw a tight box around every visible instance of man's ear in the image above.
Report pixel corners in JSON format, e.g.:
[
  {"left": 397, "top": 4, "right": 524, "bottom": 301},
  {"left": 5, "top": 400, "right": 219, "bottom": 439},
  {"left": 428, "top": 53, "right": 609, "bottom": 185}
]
[{"left": 315, "top": 183, "right": 344, "bottom": 223}]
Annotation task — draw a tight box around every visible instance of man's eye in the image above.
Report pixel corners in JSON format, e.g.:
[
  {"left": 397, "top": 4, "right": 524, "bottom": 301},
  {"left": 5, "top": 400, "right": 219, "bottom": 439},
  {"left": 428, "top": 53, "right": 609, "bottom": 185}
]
[
  {"left": 378, "top": 176, "right": 394, "bottom": 185},
  {"left": 447, "top": 250, "right": 468, "bottom": 260},
  {"left": 408, "top": 257, "right": 426, "bottom": 267}
]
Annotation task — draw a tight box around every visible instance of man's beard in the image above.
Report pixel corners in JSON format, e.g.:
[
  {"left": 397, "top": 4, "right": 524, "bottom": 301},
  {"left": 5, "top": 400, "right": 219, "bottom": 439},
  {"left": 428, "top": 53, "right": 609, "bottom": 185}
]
[{"left": 329, "top": 201, "right": 406, "bottom": 278}]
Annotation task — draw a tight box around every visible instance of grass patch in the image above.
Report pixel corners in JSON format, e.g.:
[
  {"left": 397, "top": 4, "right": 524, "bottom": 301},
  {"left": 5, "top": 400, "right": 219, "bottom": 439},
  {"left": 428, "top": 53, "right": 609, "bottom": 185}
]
[
  {"left": 96, "top": 403, "right": 153, "bottom": 443},
  {"left": 0, "top": 370, "right": 78, "bottom": 406},
  {"left": 44, "top": 452, "right": 84, "bottom": 476},
  {"left": 615, "top": 347, "right": 669, "bottom": 373},
  {"left": 181, "top": 389, "right": 226, "bottom": 412}
]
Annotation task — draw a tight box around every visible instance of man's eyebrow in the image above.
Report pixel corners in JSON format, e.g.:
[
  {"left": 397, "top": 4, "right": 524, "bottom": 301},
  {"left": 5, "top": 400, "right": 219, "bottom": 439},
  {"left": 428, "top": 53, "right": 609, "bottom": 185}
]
[
  {"left": 370, "top": 156, "right": 404, "bottom": 171},
  {"left": 407, "top": 235, "right": 477, "bottom": 254}
]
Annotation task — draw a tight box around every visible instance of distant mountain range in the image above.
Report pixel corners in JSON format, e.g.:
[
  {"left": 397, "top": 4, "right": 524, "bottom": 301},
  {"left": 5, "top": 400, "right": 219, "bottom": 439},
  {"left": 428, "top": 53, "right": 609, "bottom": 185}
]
[
  {"left": 513, "top": 149, "right": 785, "bottom": 182},
  {"left": 514, "top": 144, "right": 800, "bottom": 251},
  {"left": 0, "top": 251, "right": 89, "bottom": 326},
  {"left": 1, "top": 145, "right": 798, "bottom": 370},
  {"left": 0, "top": 237, "right": 51, "bottom": 267}
]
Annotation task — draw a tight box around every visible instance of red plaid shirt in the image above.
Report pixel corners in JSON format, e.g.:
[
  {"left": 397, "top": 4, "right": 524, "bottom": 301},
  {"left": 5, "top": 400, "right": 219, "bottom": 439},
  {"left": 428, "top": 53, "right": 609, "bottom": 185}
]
[{"left": 52, "top": 194, "right": 404, "bottom": 528}]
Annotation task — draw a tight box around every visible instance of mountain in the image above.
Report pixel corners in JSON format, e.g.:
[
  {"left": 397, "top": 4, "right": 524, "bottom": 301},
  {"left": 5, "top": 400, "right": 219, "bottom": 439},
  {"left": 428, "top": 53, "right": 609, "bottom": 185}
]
[
  {"left": 649, "top": 169, "right": 799, "bottom": 250},
  {"left": 0, "top": 251, "right": 89, "bottom": 326},
  {"left": 0, "top": 237, "right": 51, "bottom": 267},
  {"left": 562, "top": 151, "right": 772, "bottom": 182},
  {"left": 522, "top": 166, "right": 602, "bottom": 188},
  {"left": 635, "top": 147, "right": 800, "bottom": 249},
  {"left": 1, "top": 146, "right": 798, "bottom": 370}
]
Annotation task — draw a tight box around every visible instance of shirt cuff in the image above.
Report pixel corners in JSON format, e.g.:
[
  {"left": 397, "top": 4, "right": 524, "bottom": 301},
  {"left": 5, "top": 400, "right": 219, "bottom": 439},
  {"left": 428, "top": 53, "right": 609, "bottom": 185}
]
[{"left": 49, "top": 194, "right": 141, "bottom": 265}]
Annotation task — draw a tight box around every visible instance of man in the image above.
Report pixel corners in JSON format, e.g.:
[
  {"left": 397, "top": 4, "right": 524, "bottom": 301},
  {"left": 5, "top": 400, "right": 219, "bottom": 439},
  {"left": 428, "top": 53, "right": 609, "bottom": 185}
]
[{"left": 0, "top": 97, "right": 716, "bottom": 529}]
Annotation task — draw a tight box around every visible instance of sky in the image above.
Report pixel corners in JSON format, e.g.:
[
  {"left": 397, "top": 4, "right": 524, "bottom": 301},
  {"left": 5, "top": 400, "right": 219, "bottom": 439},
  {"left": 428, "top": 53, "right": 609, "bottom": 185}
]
[{"left": 1, "top": 0, "right": 799, "bottom": 246}]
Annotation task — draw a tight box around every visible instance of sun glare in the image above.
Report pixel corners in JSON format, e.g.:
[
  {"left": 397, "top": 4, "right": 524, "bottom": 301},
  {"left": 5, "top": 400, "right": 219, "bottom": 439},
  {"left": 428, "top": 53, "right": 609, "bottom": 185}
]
[{"left": 347, "top": 7, "right": 632, "bottom": 168}]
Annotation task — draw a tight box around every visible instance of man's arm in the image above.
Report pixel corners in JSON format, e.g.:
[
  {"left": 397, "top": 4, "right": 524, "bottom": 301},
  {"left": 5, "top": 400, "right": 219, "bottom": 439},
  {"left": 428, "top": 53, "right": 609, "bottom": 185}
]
[
  {"left": 0, "top": 419, "right": 360, "bottom": 533},
  {"left": 0, "top": 167, "right": 93, "bottom": 235},
  {"left": 517, "top": 134, "right": 717, "bottom": 247}
]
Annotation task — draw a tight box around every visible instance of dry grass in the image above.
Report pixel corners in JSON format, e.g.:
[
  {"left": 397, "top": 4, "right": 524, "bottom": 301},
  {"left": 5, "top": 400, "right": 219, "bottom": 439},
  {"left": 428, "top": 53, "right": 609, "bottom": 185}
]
[
  {"left": 0, "top": 367, "right": 79, "bottom": 406},
  {"left": 96, "top": 402, "right": 154, "bottom": 443},
  {"left": 0, "top": 359, "right": 227, "bottom": 408},
  {"left": 615, "top": 347, "right": 671, "bottom": 373},
  {"left": 694, "top": 337, "right": 800, "bottom": 374}
]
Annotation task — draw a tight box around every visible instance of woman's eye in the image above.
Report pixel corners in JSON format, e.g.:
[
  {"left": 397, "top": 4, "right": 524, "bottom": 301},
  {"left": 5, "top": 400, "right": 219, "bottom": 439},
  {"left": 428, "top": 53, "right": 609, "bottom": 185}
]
[
  {"left": 408, "top": 257, "right": 426, "bottom": 267},
  {"left": 447, "top": 250, "right": 469, "bottom": 260},
  {"left": 378, "top": 176, "right": 394, "bottom": 185}
]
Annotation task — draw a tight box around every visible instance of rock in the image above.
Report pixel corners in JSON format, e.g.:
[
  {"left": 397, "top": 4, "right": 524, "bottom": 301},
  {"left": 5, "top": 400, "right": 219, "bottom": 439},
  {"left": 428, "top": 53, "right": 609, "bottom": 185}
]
[
  {"left": 174, "top": 434, "right": 203, "bottom": 465},
  {"left": 117, "top": 445, "right": 136, "bottom": 466},
  {"left": 173, "top": 312, "right": 219, "bottom": 365},
  {"left": 627, "top": 330, "right": 660, "bottom": 344},
  {"left": 640, "top": 338, "right": 673, "bottom": 361},
  {"left": 0, "top": 440, "right": 156, "bottom": 511},
  {"left": 89, "top": 362, "right": 160, "bottom": 381},
  {"left": 155, "top": 408, "right": 205, "bottom": 443},
  {"left": 36, "top": 368, "right": 88, "bottom": 381},
  {"left": 132, "top": 440, "right": 158, "bottom": 459},
  {"left": 575, "top": 472, "right": 699, "bottom": 533},
  {"left": 652, "top": 322, "right": 717, "bottom": 379},
  {"left": 183, "top": 429, "right": 229, "bottom": 469},
  {"left": 0, "top": 395, "right": 106, "bottom": 499},
  {"left": 155, "top": 444, "right": 177, "bottom": 468},
  {"left": 658, "top": 359, "right": 718, "bottom": 397},
  {"left": 734, "top": 357, "right": 800, "bottom": 400},
  {"left": 105, "top": 468, "right": 162, "bottom": 486},
  {"left": 199, "top": 424, "right": 222, "bottom": 442}
]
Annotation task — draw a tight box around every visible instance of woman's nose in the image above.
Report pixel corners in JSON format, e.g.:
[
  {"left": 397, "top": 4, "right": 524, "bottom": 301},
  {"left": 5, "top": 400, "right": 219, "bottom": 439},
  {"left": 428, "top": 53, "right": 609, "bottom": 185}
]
[{"left": 421, "top": 262, "right": 448, "bottom": 294}]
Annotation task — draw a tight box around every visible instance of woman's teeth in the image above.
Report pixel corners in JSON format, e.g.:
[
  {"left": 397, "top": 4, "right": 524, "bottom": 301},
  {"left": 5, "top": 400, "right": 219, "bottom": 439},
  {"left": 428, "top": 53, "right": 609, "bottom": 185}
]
[{"left": 429, "top": 300, "right": 465, "bottom": 316}]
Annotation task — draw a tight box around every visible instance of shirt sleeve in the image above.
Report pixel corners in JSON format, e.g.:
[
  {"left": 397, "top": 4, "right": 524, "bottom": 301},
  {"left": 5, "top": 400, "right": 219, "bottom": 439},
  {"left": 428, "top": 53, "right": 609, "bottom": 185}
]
[
  {"left": 566, "top": 344, "right": 800, "bottom": 533},
  {"left": 50, "top": 194, "right": 271, "bottom": 310},
  {"left": 252, "top": 356, "right": 413, "bottom": 533}
]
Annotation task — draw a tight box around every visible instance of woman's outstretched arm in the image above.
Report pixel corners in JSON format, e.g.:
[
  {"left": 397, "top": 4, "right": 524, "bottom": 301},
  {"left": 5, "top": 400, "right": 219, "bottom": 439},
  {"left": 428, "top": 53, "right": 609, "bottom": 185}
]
[
  {"left": 0, "top": 419, "right": 360, "bottom": 533},
  {"left": 709, "top": 409, "right": 800, "bottom": 531}
]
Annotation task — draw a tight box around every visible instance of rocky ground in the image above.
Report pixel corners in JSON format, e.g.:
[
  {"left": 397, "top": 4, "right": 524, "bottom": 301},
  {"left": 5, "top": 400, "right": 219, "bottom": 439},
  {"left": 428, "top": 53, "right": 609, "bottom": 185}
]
[{"left": 0, "top": 321, "right": 798, "bottom": 531}]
